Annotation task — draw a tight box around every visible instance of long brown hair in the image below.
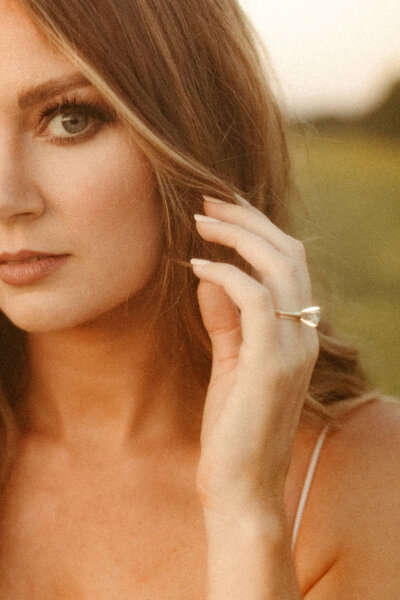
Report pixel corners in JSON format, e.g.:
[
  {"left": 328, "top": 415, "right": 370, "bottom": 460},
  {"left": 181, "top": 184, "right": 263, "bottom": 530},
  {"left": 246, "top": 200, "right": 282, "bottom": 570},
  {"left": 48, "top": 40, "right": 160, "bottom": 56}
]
[{"left": 0, "top": 0, "right": 380, "bottom": 484}]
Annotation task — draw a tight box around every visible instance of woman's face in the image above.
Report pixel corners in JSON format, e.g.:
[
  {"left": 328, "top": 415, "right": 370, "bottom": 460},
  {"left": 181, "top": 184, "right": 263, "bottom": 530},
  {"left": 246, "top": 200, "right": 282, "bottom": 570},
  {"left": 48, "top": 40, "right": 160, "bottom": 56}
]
[{"left": 0, "top": 1, "right": 163, "bottom": 332}]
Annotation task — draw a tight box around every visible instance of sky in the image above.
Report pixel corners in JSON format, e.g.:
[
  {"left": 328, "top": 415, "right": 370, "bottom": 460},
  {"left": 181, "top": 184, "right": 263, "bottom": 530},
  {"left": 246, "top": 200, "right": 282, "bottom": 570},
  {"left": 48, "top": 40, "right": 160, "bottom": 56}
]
[{"left": 239, "top": 0, "right": 400, "bottom": 118}]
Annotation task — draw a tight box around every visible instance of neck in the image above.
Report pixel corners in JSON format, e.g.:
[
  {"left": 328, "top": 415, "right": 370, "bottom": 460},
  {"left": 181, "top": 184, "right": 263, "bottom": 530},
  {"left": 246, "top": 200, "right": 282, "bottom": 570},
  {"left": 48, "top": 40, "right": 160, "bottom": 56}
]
[{"left": 17, "top": 309, "right": 204, "bottom": 461}]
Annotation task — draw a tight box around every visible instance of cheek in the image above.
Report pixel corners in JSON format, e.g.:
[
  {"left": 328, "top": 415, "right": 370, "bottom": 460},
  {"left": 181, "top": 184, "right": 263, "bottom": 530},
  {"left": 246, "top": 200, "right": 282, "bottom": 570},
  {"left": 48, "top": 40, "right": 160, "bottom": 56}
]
[
  {"left": 0, "top": 154, "right": 164, "bottom": 334},
  {"left": 33, "top": 135, "right": 164, "bottom": 318},
  {"left": 68, "top": 155, "right": 161, "bottom": 262},
  {"left": 44, "top": 135, "right": 162, "bottom": 264}
]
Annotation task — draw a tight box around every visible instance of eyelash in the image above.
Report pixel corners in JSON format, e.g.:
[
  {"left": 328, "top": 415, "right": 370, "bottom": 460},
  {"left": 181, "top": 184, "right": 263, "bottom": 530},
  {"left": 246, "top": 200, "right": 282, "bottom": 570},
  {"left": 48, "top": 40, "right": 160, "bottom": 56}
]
[{"left": 38, "top": 94, "right": 116, "bottom": 145}]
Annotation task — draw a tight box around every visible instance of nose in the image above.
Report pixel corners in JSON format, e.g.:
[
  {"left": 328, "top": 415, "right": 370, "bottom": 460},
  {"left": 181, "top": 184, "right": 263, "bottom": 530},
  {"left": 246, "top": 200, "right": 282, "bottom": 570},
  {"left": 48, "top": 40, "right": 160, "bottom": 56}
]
[{"left": 0, "top": 132, "right": 45, "bottom": 223}]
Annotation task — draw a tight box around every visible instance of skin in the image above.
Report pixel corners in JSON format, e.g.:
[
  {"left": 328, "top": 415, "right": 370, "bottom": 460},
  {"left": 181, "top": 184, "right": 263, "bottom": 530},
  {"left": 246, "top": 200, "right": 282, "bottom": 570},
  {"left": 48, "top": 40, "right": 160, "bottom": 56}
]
[
  {"left": 0, "top": 1, "right": 400, "bottom": 598},
  {"left": 0, "top": 0, "right": 205, "bottom": 457}
]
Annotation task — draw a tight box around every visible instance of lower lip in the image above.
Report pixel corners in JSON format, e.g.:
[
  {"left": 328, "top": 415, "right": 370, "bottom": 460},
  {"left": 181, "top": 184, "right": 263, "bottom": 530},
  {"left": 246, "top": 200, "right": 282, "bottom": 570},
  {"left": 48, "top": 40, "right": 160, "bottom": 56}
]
[{"left": 0, "top": 255, "right": 70, "bottom": 286}]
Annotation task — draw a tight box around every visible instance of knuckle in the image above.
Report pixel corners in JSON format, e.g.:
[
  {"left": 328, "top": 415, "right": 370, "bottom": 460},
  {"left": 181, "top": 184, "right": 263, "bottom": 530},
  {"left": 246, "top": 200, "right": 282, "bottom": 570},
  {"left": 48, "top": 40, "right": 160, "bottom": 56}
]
[
  {"left": 284, "top": 237, "right": 307, "bottom": 262},
  {"left": 282, "top": 257, "right": 298, "bottom": 279},
  {"left": 235, "top": 237, "right": 248, "bottom": 256},
  {"left": 293, "top": 239, "right": 306, "bottom": 258},
  {"left": 250, "top": 286, "right": 271, "bottom": 311},
  {"left": 286, "top": 236, "right": 305, "bottom": 255}
]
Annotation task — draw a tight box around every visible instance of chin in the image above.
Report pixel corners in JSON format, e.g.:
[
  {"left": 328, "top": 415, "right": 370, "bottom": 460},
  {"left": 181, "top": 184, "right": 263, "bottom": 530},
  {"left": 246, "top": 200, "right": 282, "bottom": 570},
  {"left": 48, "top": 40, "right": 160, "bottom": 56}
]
[
  {"left": 0, "top": 286, "right": 155, "bottom": 334},
  {"left": 0, "top": 302, "right": 93, "bottom": 334}
]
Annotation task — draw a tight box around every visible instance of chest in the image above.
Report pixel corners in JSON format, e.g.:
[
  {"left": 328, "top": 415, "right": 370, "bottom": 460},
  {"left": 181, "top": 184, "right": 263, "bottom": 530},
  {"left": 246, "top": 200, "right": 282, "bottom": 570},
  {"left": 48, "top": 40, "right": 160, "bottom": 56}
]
[
  {"left": 0, "top": 464, "right": 209, "bottom": 599},
  {"left": 0, "top": 430, "right": 318, "bottom": 599}
]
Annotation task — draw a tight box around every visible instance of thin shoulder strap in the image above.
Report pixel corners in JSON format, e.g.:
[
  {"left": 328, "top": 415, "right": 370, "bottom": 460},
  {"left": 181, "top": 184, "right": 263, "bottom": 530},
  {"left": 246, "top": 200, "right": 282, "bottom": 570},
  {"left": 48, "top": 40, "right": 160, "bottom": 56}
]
[{"left": 291, "top": 425, "right": 329, "bottom": 553}]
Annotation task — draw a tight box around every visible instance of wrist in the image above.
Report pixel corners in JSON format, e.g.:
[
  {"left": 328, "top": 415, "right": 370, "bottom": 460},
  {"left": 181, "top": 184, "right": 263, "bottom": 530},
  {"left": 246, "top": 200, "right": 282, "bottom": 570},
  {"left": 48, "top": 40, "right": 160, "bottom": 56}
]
[
  {"left": 203, "top": 508, "right": 300, "bottom": 600},
  {"left": 203, "top": 502, "right": 289, "bottom": 541}
]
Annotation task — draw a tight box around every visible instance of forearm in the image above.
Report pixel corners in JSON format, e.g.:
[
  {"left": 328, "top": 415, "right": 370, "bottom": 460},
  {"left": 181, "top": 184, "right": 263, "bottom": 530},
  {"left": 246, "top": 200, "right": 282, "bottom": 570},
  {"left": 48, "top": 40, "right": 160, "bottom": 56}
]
[{"left": 203, "top": 509, "right": 302, "bottom": 600}]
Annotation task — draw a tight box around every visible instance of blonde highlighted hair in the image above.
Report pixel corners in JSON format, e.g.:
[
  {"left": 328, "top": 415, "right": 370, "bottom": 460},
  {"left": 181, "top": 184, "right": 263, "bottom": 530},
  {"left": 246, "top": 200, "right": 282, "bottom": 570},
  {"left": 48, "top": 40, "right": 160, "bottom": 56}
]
[{"left": 0, "top": 0, "right": 380, "bottom": 484}]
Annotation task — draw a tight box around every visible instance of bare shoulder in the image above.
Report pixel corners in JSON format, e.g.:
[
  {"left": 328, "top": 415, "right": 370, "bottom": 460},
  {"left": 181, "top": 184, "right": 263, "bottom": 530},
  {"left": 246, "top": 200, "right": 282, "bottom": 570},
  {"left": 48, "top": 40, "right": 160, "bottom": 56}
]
[
  {"left": 335, "top": 394, "right": 400, "bottom": 439},
  {"left": 297, "top": 397, "right": 400, "bottom": 598},
  {"left": 325, "top": 396, "right": 400, "bottom": 533},
  {"left": 328, "top": 395, "right": 400, "bottom": 471}
]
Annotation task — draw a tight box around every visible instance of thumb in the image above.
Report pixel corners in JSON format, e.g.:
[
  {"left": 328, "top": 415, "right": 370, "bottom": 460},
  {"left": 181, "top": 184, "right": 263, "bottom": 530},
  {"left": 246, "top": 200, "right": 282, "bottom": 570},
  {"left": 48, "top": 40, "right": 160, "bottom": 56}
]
[{"left": 197, "top": 280, "right": 242, "bottom": 373}]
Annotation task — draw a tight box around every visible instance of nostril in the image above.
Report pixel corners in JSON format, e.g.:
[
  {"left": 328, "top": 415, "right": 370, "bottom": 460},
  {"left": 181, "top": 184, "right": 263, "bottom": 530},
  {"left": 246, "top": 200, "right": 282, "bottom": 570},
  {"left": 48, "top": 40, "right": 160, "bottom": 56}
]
[
  {"left": 0, "top": 199, "right": 45, "bottom": 221},
  {"left": 0, "top": 175, "right": 45, "bottom": 220}
]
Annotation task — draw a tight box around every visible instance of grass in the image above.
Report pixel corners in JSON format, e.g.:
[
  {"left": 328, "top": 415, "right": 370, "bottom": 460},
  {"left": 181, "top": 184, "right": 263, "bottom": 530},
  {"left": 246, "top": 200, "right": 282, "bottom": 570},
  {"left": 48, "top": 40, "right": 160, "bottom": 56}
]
[{"left": 287, "top": 128, "right": 400, "bottom": 396}]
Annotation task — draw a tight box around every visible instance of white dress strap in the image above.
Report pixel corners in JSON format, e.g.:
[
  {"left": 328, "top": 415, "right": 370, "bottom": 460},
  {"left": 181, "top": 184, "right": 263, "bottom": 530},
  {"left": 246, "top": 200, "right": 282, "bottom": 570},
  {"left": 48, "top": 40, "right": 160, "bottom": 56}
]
[{"left": 291, "top": 425, "right": 329, "bottom": 553}]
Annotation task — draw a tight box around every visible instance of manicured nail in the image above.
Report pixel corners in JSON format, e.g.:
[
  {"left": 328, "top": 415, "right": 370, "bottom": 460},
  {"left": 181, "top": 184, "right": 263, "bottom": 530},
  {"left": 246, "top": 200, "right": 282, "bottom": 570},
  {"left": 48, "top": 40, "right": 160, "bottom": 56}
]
[
  {"left": 194, "top": 214, "right": 221, "bottom": 223},
  {"left": 202, "top": 195, "right": 225, "bottom": 204},
  {"left": 190, "top": 258, "right": 212, "bottom": 266},
  {"left": 233, "top": 192, "right": 247, "bottom": 205}
]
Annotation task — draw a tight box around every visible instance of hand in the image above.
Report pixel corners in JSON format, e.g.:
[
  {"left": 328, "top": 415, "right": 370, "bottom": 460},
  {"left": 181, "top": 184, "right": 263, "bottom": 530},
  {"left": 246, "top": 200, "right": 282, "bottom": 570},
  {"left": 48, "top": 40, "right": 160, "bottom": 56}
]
[{"left": 191, "top": 194, "right": 320, "bottom": 517}]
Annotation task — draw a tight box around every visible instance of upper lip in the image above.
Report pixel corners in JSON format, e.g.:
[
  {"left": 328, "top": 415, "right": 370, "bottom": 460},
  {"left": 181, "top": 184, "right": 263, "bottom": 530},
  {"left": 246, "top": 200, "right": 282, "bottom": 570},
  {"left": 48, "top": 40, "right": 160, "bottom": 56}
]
[{"left": 0, "top": 250, "right": 63, "bottom": 264}]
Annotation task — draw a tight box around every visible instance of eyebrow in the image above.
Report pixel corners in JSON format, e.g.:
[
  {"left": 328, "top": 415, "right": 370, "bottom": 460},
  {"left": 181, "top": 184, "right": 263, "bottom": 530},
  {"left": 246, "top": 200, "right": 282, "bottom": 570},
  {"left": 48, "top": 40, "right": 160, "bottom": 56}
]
[{"left": 18, "top": 72, "right": 93, "bottom": 111}]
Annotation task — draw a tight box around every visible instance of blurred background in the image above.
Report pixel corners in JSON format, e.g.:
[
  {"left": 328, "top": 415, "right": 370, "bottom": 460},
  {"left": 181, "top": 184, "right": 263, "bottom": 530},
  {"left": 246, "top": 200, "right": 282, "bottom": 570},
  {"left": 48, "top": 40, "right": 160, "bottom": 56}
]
[{"left": 239, "top": 0, "right": 400, "bottom": 396}]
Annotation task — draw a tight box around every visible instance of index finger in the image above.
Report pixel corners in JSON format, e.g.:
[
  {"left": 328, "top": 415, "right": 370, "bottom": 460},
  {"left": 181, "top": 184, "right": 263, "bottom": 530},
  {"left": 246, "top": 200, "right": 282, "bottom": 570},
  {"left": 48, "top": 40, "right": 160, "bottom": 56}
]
[{"left": 203, "top": 194, "right": 300, "bottom": 257}]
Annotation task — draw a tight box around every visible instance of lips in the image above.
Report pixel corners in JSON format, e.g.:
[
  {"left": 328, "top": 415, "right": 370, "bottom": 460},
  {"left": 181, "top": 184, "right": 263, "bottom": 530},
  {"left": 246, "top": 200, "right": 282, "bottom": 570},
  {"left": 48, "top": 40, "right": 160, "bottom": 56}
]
[
  {"left": 0, "top": 250, "right": 59, "bottom": 265},
  {"left": 3, "top": 256, "right": 42, "bottom": 265},
  {"left": 0, "top": 251, "right": 70, "bottom": 286}
]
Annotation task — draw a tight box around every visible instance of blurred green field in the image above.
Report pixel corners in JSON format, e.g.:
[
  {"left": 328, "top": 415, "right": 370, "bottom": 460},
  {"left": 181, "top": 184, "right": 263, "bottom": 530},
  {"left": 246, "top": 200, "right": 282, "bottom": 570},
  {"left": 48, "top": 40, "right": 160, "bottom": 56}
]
[{"left": 288, "top": 128, "right": 400, "bottom": 397}]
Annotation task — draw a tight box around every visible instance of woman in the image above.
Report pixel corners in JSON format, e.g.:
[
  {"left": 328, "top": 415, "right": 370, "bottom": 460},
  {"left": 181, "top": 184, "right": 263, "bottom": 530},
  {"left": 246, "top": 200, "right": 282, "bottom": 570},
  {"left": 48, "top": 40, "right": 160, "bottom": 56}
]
[{"left": 0, "top": 0, "right": 398, "bottom": 597}]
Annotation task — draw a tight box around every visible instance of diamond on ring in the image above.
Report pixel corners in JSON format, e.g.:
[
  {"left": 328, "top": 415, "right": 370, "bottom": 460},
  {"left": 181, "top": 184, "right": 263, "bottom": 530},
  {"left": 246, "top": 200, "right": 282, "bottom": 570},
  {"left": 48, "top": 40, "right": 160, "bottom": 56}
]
[
  {"left": 275, "top": 306, "right": 321, "bottom": 328},
  {"left": 299, "top": 307, "right": 321, "bottom": 327}
]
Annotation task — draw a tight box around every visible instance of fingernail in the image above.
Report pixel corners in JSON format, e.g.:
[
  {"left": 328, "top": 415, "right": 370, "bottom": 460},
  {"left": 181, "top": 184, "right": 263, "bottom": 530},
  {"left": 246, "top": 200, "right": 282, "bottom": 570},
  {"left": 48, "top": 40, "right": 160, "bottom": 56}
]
[
  {"left": 190, "top": 258, "right": 212, "bottom": 266},
  {"left": 202, "top": 195, "right": 225, "bottom": 204},
  {"left": 233, "top": 192, "right": 247, "bottom": 205},
  {"left": 194, "top": 214, "right": 221, "bottom": 223}
]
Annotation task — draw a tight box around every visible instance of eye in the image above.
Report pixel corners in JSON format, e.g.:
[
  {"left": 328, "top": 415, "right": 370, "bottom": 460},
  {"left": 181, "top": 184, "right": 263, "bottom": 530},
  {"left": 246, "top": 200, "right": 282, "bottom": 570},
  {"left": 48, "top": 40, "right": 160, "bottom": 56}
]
[
  {"left": 38, "top": 95, "right": 116, "bottom": 144},
  {"left": 54, "top": 110, "right": 91, "bottom": 135}
]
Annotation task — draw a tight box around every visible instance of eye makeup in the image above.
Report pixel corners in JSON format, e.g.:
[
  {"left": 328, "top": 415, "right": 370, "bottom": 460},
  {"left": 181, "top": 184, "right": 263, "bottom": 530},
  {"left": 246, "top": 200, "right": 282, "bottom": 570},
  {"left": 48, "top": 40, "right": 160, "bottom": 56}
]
[{"left": 37, "top": 92, "right": 117, "bottom": 145}]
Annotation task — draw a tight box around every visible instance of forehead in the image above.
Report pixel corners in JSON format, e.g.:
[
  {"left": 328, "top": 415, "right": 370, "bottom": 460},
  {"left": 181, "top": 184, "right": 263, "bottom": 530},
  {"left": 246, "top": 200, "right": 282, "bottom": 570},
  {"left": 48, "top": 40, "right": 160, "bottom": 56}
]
[{"left": 0, "top": 0, "right": 76, "bottom": 93}]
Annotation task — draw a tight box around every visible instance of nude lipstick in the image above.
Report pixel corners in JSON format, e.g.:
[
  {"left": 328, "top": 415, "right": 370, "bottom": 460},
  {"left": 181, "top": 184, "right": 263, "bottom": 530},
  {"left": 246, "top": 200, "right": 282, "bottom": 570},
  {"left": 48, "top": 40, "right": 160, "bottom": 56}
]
[{"left": 0, "top": 250, "right": 70, "bottom": 286}]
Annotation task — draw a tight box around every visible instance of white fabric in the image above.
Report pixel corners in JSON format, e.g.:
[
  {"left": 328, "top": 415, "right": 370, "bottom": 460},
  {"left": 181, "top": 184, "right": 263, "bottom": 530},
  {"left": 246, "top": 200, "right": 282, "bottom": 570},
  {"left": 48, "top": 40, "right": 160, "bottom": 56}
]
[{"left": 291, "top": 425, "right": 329, "bottom": 552}]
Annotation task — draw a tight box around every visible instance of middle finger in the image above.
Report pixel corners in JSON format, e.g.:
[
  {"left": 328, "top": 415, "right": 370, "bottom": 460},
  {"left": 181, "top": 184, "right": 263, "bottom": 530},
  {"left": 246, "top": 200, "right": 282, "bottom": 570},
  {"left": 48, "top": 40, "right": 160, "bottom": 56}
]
[{"left": 194, "top": 214, "right": 311, "bottom": 308}]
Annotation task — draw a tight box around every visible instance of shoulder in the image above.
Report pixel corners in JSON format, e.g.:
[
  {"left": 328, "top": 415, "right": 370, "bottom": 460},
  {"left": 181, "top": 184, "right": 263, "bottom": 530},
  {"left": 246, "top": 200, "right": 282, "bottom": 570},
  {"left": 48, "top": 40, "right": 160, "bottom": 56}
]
[
  {"left": 296, "top": 397, "right": 400, "bottom": 598},
  {"left": 327, "top": 395, "right": 400, "bottom": 472},
  {"left": 326, "top": 397, "right": 400, "bottom": 536}
]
